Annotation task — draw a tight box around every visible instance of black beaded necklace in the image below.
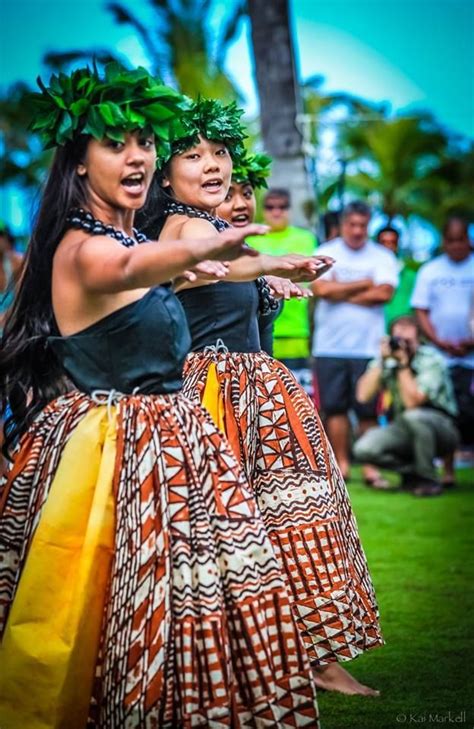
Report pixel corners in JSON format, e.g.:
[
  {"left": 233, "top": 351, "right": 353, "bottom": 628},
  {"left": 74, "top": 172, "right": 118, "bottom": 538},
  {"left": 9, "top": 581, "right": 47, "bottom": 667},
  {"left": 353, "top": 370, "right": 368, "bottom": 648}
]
[
  {"left": 164, "top": 200, "right": 230, "bottom": 233},
  {"left": 66, "top": 208, "right": 148, "bottom": 247},
  {"left": 164, "top": 200, "right": 279, "bottom": 315}
]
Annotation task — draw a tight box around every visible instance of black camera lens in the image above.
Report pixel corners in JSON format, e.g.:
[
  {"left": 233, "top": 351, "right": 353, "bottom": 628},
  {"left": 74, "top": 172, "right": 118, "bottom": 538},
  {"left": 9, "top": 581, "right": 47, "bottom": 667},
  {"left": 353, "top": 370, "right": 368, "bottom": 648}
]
[{"left": 389, "top": 336, "right": 403, "bottom": 351}]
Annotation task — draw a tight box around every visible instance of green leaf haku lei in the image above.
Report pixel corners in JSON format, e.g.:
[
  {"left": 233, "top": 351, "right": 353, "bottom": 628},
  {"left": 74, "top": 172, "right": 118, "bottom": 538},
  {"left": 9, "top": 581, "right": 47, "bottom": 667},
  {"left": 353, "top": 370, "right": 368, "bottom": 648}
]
[
  {"left": 232, "top": 152, "right": 272, "bottom": 189},
  {"left": 157, "top": 97, "right": 248, "bottom": 169},
  {"left": 28, "top": 62, "right": 188, "bottom": 162}
]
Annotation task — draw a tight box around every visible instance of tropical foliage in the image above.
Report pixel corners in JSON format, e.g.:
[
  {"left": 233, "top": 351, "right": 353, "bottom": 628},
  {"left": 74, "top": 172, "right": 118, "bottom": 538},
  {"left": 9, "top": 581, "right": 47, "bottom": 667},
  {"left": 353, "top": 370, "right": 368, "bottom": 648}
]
[{"left": 311, "top": 93, "right": 474, "bottom": 228}]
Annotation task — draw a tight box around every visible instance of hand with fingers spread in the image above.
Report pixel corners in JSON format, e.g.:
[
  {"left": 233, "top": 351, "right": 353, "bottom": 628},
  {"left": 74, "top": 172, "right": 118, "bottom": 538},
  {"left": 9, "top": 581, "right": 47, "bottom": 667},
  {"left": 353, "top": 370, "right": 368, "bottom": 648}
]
[{"left": 265, "top": 276, "right": 313, "bottom": 301}]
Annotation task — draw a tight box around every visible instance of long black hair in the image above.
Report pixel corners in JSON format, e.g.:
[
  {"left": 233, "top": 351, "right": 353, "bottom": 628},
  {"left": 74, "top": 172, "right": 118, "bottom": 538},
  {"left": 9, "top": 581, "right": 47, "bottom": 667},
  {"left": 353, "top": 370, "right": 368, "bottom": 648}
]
[
  {"left": 0, "top": 137, "right": 89, "bottom": 453},
  {"left": 137, "top": 167, "right": 175, "bottom": 239}
]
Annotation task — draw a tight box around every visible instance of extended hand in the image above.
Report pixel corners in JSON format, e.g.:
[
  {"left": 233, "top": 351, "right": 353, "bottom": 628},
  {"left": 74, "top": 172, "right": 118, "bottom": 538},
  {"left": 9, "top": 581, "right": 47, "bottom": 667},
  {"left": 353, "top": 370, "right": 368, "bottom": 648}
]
[
  {"left": 181, "top": 260, "right": 230, "bottom": 283},
  {"left": 265, "top": 276, "right": 313, "bottom": 300},
  {"left": 273, "top": 254, "right": 335, "bottom": 282},
  {"left": 205, "top": 225, "right": 267, "bottom": 261}
]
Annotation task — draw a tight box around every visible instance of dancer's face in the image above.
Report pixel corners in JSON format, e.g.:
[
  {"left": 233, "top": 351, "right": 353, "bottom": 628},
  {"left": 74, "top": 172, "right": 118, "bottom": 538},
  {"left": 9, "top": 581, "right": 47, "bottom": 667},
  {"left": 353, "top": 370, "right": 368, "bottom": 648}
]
[
  {"left": 216, "top": 181, "right": 256, "bottom": 227},
  {"left": 77, "top": 131, "right": 157, "bottom": 211},
  {"left": 163, "top": 135, "right": 233, "bottom": 212}
]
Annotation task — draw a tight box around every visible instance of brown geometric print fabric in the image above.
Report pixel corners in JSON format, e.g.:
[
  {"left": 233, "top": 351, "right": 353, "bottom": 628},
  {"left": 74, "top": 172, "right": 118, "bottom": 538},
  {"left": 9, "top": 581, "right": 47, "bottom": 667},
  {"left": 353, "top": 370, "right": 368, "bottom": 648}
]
[
  {"left": 183, "top": 351, "right": 384, "bottom": 665},
  {"left": 0, "top": 391, "right": 319, "bottom": 727}
]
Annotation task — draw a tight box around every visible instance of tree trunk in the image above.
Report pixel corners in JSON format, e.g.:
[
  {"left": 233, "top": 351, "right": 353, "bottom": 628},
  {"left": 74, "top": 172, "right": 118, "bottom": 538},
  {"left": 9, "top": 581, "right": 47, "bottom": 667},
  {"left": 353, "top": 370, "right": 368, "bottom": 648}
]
[{"left": 248, "top": 0, "right": 311, "bottom": 227}]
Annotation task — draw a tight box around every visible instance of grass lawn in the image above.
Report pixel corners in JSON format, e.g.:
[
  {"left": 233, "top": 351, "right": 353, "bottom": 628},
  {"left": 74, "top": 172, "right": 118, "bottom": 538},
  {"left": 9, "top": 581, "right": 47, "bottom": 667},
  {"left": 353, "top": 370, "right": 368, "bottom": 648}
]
[{"left": 318, "top": 466, "right": 474, "bottom": 729}]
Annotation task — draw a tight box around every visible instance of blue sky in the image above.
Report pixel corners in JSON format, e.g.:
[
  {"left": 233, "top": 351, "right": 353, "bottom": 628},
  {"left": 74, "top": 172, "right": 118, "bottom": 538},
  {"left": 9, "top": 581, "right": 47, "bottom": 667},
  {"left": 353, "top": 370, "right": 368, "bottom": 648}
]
[{"left": 0, "top": 0, "right": 473, "bottom": 137}]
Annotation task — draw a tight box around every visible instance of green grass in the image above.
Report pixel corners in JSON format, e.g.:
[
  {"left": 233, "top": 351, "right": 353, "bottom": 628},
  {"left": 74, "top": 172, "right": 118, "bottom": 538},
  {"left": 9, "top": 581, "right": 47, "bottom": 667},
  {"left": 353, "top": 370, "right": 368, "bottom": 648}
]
[{"left": 318, "top": 466, "right": 474, "bottom": 729}]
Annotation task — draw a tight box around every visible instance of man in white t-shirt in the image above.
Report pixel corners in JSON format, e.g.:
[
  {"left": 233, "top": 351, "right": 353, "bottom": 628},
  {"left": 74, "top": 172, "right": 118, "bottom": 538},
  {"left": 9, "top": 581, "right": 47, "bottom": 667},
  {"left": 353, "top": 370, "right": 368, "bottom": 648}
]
[
  {"left": 411, "top": 217, "right": 474, "bottom": 475},
  {"left": 311, "top": 201, "right": 399, "bottom": 483}
]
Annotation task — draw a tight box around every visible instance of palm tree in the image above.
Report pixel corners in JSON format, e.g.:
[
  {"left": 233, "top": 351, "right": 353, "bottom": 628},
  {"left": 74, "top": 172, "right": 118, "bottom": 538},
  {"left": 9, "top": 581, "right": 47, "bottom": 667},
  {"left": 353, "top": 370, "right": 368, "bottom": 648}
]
[
  {"left": 334, "top": 113, "right": 450, "bottom": 223},
  {"left": 247, "top": 0, "right": 311, "bottom": 226},
  {"left": 299, "top": 75, "right": 387, "bottom": 216},
  {"left": 419, "top": 143, "right": 474, "bottom": 228},
  {"left": 44, "top": 0, "right": 246, "bottom": 101}
]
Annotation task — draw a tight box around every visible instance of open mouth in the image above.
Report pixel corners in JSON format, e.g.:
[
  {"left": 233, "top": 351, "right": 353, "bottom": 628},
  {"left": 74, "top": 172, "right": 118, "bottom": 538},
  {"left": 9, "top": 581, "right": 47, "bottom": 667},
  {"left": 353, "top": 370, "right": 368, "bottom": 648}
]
[
  {"left": 121, "top": 172, "right": 145, "bottom": 192},
  {"left": 231, "top": 213, "right": 250, "bottom": 227},
  {"left": 201, "top": 178, "right": 223, "bottom": 193}
]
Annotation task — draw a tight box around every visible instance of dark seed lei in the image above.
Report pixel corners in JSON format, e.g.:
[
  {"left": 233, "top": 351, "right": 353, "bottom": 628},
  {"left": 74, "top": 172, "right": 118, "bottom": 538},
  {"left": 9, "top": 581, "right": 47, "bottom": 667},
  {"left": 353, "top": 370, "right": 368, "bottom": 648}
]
[
  {"left": 164, "top": 200, "right": 279, "bottom": 315},
  {"left": 66, "top": 208, "right": 148, "bottom": 247},
  {"left": 164, "top": 200, "right": 230, "bottom": 232}
]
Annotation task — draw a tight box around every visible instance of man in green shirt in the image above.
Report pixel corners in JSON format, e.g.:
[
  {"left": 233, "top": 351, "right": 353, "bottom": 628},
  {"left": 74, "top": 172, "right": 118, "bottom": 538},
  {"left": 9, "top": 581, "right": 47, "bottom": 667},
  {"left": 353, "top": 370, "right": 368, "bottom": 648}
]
[{"left": 247, "top": 188, "right": 317, "bottom": 393}]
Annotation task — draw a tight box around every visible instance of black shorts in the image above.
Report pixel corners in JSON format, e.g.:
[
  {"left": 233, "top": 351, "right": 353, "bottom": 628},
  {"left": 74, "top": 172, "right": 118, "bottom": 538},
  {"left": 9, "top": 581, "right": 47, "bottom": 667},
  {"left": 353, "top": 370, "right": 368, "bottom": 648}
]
[{"left": 313, "top": 356, "right": 378, "bottom": 419}]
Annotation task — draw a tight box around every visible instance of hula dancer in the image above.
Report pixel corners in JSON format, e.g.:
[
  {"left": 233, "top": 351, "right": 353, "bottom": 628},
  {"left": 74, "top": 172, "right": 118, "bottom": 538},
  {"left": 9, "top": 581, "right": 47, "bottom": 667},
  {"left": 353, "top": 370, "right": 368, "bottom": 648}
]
[
  {"left": 216, "top": 152, "right": 310, "bottom": 355},
  {"left": 0, "top": 66, "right": 320, "bottom": 728},
  {"left": 153, "top": 101, "right": 383, "bottom": 696}
]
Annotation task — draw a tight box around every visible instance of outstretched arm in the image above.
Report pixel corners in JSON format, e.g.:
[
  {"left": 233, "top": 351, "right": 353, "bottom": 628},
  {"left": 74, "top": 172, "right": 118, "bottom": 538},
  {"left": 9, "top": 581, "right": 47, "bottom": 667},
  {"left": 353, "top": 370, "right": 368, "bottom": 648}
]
[{"left": 72, "top": 224, "right": 264, "bottom": 294}]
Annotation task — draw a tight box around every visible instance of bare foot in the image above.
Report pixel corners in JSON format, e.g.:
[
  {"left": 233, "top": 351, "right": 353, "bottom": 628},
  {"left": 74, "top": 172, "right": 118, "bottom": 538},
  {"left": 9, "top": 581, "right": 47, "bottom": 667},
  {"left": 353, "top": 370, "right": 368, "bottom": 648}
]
[
  {"left": 362, "top": 464, "right": 383, "bottom": 483},
  {"left": 312, "top": 662, "right": 380, "bottom": 696}
]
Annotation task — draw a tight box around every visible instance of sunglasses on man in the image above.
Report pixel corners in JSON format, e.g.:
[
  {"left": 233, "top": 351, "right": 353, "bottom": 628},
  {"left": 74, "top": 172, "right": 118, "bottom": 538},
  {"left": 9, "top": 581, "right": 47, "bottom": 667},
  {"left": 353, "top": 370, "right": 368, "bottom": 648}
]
[{"left": 264, "top": 203, "right": 290, "bottom": 211}]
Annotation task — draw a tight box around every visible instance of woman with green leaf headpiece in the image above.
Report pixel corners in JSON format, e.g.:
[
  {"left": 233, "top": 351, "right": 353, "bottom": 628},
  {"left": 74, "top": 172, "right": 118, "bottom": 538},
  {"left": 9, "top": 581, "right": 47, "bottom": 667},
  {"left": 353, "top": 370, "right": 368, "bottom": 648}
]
[
  {"left": 0, "top": 65, "right": 320, "bottom": 727},
  {"left": 151, "top": 100, "right": 383, "bottom": 697}
]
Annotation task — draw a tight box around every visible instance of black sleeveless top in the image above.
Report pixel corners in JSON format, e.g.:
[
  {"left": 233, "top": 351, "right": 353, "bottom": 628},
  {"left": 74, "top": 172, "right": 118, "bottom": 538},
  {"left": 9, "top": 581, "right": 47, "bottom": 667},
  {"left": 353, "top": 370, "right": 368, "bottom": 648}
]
[
  {"left": 178, "top": 280, "right": 262, "bottom": 353},
  {"left": 49, "top": 287, "right": 191, "bottom": 395}
]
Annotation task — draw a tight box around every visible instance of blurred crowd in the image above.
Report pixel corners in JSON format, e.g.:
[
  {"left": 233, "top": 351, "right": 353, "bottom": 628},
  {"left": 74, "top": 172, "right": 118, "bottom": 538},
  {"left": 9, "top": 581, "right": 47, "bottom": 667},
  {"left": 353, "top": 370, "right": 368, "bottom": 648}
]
[{"left": 254, "top": 192, "right": 474, "bottom": 497}]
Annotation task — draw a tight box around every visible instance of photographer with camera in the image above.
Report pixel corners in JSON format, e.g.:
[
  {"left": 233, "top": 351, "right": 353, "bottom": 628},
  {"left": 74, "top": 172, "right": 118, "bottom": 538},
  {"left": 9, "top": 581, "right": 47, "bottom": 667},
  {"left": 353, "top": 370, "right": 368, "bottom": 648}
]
[{"left": 353, "top": 316, "right": 459, "bottom": 496}]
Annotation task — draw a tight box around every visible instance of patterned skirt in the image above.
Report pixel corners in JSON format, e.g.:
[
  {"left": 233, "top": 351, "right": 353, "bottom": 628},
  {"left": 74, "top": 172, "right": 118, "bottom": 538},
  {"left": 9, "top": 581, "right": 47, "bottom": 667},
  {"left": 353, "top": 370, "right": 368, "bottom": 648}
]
[
  {"left": 183, "top": 351, "right": 383, "bottom": 665},
  {"left": 0, "top": 391, "right": 319, "bottom": 728}
]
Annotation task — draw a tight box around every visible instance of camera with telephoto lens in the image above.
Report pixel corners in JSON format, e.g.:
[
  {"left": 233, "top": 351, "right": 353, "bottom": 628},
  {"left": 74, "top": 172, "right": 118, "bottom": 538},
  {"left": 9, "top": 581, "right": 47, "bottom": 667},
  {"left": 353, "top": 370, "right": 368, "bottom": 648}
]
[{"left": 389, "top": 335, "right": 405, "bottom": 352}]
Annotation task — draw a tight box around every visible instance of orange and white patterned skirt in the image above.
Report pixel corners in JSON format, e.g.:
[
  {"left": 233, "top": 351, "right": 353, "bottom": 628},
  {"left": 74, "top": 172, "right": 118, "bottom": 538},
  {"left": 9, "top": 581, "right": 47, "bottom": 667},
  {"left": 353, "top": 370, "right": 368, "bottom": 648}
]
[
  {"left": 183, "top": 350, "right": 384, "bottom": 665},
  {"left": 0, "top": 390, "right": 319, "bottom": 728}
]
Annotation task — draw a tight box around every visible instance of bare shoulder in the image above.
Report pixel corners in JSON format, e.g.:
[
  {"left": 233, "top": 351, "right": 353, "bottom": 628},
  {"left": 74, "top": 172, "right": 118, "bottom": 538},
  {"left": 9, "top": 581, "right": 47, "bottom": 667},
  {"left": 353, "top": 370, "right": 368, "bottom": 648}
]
[
  {"left": 160, "top": 213, "right": 216, "bottom": 242},
  {"left": 180, "top": 216, "right": 216, "bottom": 238},
  {"left": 55, "top": 229, "right": 125, "bottom": 273}
]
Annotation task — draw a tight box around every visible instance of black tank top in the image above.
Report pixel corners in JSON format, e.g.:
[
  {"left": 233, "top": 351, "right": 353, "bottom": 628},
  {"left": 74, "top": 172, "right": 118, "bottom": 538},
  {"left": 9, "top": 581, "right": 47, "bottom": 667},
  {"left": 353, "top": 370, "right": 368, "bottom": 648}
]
[
  {"left": 49, "top": 287, "right": 191, "bottom": 394},
  {"left": 177, "top": 281, "right": 262, "bottom": 352}
]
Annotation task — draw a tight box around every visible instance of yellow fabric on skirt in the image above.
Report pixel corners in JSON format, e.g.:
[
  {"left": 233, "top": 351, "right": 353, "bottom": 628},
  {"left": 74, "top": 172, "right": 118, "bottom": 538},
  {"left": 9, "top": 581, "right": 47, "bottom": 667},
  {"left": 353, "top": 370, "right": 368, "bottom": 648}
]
[
  {"left": 201, "top": 361, "right": 226, "bottom": 433},
  {"left": 0, "top": 407, "right": 116, "bottom": 729}
]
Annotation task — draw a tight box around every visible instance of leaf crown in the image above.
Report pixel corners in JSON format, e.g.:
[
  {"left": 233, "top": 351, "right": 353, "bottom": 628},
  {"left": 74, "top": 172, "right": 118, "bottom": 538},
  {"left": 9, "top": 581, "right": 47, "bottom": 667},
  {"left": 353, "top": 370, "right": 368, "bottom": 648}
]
[
  {"left": 28, "top": 62, "right": 188, "bottom": 162},
  {"left": 231, "top": 152, "right": 272, "bottom": 189},
  {"left": 157, "top": 97, "right": 247, "bottom": 168}
]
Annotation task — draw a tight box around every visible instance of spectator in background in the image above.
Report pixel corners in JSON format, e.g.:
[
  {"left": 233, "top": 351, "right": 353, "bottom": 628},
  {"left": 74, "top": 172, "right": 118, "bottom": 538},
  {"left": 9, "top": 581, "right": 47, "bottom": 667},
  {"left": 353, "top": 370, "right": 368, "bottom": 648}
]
[
  {"left": 353, "top": 317, "right": 459, "bottom": 496},
  {"left": 312, "top": 201, "right": 399, "bottom": 483},
  {"left": 322, "top": 211, "right": 341, "bottom": 242},
  {"left": 376, "top": 225, "right": 417, "bottom": 327},
  {"left": 248, "top": 188, "right": 317, "bottom": 393},
  {"left": 0, "top": 222, "right": 23, "bottom": 333},
  {"left": 411, "top": 216, "right": 474, "bottom": 481}
]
